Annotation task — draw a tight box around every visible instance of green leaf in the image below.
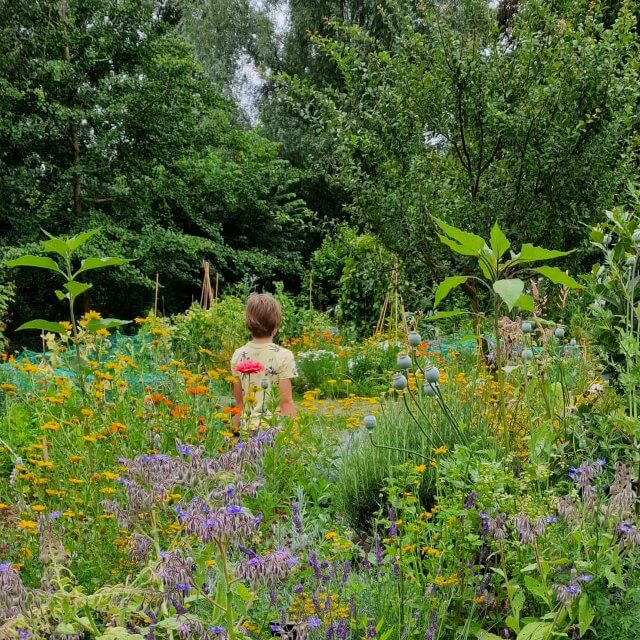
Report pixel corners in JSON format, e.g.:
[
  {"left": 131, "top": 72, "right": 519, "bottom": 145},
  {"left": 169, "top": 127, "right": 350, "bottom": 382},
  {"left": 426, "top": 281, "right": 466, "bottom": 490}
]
[
  {"left": 493, "top": 279, "right": 525, "bottom": 311},
  {"left": 64, "top": 281, "right": 92, "bottom": 297},
  {"left": 517, "top": 622, "right": 553, "bottom": 640},
  {"left": 96, "top": 627, "right": 144, "bottom": 639},
  {"left": 67, "top": 229, "right": 100, "bottom": 252},
  {"left": 434, "top": 276, "right": 469, "bottom": 306},
  {"left": 524, "top": 576, "right": 550, "bottom": 605},
  {"left": 535, "top": 266, "right": 580, "bottom": 289},
  {"left": 515, "top": 294, "right": 535, "bottom": 312},
  {"left": 578, "top": 594, "right": 595, "bottom": 637},
  {"left": 5, "top": 255, "right": 62, "bottom": 273},
  {"left": 85, "top": 318, "right": 131, "bottom": 333},
  {"left": 433, "top": 217, "right": 486, "bottom": 255},
  {"left": 42, "top": 231, "right": 72, "bottom": 258},
  {"left": 54, "top": 623, "right": 78, "bottom": 634},
  {"left": 75, "top": 257, "right": 130, "bottom": 276},
  {"left": 438, "top": 234, "right": 483, "bottom": 257},
  {"left": 477, "top": 632, "right": 503, "bottom": 640},
  {"left": 55, "top": 290, "right": 68, "bottom": 301},
  {"left": 16, "top": 319, "right": 68, "bottom": 334},
  {"left": 490, "top": 222, "right": 510, "bottom": 260},
  {"left": 513, "top": 244, "right": 572, "bottom": 264},
  {"left": 423, "top": 310, "right": 466, "bottom": 322}
]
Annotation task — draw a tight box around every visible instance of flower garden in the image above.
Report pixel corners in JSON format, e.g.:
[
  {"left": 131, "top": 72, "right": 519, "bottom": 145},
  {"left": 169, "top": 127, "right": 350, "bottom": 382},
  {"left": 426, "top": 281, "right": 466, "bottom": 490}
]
[{"left": 1, "top": 219, "right": 640, "bottom": 640}]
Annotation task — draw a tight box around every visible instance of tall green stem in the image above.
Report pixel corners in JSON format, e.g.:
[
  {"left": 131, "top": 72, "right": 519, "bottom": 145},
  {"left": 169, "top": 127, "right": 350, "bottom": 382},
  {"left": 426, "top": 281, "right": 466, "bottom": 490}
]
[{"left": 493, "top": 296, "right": 510, "bottom": 452}]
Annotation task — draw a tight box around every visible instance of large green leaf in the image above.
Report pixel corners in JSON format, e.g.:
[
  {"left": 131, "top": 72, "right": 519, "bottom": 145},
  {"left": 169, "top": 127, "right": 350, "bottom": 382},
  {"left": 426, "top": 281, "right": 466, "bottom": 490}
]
[
  {"left": 67, "top": 229, "right": 101, "bottom": 252},
  {"left": 438, "top": 234, "right": 483, "bottom": 257},
  {"left": 16, "top": 319, "right": 68, "bottom": 334},
  {"left": 578, "top": 594, "right": 595, "bottom": 637},
  {"left": 490, "top": 222, "right": 510, "bottom": 260},
  {"left": 64, "top": 281, "right": 92, "bottom": 297},
  {"left": 5, "top": 255, "right": 62, "bottom": 273},
  {"left": 535, "top": 266, "right": 580, "bottom": 289},
  {"left": 75, "top": 257, "right": 130, "bottom": 275},
  {"left": 513, "top": 244, "right": 572, "bottom": 264},
  {"left": 493, "top": 278, "right": 524, "bottom": 311},
  {"left": 434, "top": 217, "right": 486, "bottom": 255},
  {"left": 85, "top": 318, "right": 131, "bottom": 333},
  {"left": 515, "top": 294, "right": 535, "bottom": 312},
  {"left": 517, "top": 622, "right": 553, "bottom": 640},
  {"left": 434, "top": 275, "right": 468, "bottom": 306}
]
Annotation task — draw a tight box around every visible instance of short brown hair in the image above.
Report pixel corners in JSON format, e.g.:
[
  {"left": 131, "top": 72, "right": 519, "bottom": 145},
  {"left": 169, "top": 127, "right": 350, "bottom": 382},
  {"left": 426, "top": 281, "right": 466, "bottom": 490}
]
[{"left": 245, "top": 293, "right": 282, "bottom": 338}]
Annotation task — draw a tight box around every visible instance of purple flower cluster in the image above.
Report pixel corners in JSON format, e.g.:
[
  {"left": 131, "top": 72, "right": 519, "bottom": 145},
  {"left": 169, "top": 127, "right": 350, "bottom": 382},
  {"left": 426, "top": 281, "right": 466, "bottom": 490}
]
[
  {"left": 235, "top": 547, "right": 299, "bottom": 587},
  {"left": 156, "top": 551, "right": 195, "bottom": 610},
  {"left": 479, "top": 511, "right": 507, "bottom": 541},
  {"left": 176, "top": 498, "right": 262, "bottom": 545},
  {"left": 175, "top": 616, "right": 227, "bottom": 640},
  {"left": 568, "top": 459, "right": 605, "bottom": 511}
]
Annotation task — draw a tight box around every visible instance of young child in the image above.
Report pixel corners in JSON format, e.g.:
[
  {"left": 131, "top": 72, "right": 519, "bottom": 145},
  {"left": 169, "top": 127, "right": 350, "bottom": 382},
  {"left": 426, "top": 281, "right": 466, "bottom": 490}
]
[{"left": 231, "top": 293, "right": 297, "bottom": 428}]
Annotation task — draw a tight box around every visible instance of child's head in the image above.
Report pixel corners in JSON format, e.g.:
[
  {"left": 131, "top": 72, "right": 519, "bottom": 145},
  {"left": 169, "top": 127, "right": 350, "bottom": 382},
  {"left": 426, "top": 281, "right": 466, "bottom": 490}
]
[{"left": 245, "top": 293, "right": 282, "bottom": 338}]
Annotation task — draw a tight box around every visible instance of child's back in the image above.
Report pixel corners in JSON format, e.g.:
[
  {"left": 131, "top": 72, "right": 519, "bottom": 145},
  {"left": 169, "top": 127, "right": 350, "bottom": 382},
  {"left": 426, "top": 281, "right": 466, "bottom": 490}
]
[{"left": 231, "top": 294, "right": 297, "bottom": 427}]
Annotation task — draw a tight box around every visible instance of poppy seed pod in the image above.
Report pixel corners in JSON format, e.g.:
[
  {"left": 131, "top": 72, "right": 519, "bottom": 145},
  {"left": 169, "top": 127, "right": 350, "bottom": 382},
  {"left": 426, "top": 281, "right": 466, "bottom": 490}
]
[
  {"left": 521, "top": 322, "right": 533, "bottom": 334},
  {"left": 423, "top": 382, "right": 437, "bottom": 397},
  {"left": 408, "top": 331, "right": 422, "bottom": 348},
  {"left": 363, "top": 415, "right": 377, "bottom": 431},
  {"left": 626, "top": 255, "right": 637, "bottom": 268},
  {"left": 554, "top": 327, "right": 565, "bottom": 339},
  {"left": 392, "top": 373, "right": 408, "bottom": 390},
  {"left": 397, "top": 354, "right": 412, "bottom": 370},
  {"left": 424, "top": 367, "right": 440, "bottom": 383},
  {"left": 261, "top": 379, "right": 269, "bottom": 390},
  {"left": 521, "top": 348, "right": 533, "bottom": 362},
  {"left": 603, "top": 234, "right": 612, "bottom": 246},
  {"left": 569, "top": 338, "right": 577, "bottom": 347}
]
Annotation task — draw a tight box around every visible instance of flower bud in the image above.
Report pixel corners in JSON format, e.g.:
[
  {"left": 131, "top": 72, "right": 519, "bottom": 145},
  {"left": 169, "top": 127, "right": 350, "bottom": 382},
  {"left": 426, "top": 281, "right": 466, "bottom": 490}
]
[
  {"left": 408, "top": 331, "right": 422, "bottom": 348},
  {"left": 261, "top": 379, "right": 269, "bottom": 390},
  {"left": 392, "top": 374, "right": 408, "bottom": 390},
  {"left": 423, "top": 383, "right": 437, "bottom": 397},
  {"left": 633, "top": 229, "right": 640, "bottom": 247},
  {"left": 554, "top": 327, "right": 565, "bottom": 340},
  {"left": 424, "top": 367, "right": 440, "bottom": 383}
]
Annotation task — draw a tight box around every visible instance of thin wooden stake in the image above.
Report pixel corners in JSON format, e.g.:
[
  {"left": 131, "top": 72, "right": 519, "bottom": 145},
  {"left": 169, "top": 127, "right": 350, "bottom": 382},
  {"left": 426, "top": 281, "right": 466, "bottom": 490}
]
[{"left": 153, "top": 273, "right": 159, "bottom": 317}]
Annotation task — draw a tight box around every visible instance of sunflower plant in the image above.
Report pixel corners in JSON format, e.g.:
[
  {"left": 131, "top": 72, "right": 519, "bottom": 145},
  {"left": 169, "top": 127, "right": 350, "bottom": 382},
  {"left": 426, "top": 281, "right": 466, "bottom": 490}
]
[
  {"left": 5, "top": 229, "right": 130, "bottom": 394},
  {"left": 431, "top": 218, "right": 580, "bottom": 450}
]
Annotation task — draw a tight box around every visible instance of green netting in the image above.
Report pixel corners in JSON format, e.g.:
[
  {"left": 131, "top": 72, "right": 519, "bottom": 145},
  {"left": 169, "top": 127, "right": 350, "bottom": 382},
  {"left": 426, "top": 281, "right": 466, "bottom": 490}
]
[{"left": 0, "top": 333, "right": 175, "bottom": 391}]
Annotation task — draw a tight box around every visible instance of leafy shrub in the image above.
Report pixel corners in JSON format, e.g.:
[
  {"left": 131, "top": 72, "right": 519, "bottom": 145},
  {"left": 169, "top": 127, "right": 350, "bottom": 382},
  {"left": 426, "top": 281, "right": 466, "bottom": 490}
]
[{"left": 171, "top": 297, "right": 248, "bottom": 367}]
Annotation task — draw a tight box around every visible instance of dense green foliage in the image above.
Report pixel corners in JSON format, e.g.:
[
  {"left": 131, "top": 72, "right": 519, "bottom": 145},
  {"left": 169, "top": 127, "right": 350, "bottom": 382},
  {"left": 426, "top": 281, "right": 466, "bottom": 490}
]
[
  {"left": 0, "top": 0, "right": 311, "bottom": 329},
  {"left": 270, "top": 0, "right": 639, "bottom": 304}
]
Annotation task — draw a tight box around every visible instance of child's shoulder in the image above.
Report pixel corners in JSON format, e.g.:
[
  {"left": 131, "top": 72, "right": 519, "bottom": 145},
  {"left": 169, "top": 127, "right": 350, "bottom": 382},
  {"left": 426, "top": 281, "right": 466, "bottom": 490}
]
[
  {"left": 231, "top": 344, "right": 251, "bottom": 362},
  {"left": 269, "top": 343, "right": 293, "bottom": 356}
]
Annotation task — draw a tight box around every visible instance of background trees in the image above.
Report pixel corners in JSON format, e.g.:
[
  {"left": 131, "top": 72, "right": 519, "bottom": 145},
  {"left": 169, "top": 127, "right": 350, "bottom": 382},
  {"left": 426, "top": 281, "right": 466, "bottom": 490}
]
[
  {"left": 2, "top": 0, "right": 639, "bottom": 334},
  {"left": 271, "top": 0, "right": 639, "bottom": 304},
  {"left": 0, "top": 0, "right": 310, "bottom": 327}
]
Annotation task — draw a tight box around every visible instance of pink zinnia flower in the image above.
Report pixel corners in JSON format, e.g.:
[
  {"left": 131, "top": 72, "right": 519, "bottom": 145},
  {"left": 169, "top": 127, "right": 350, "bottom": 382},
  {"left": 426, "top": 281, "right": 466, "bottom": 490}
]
[{"left": 235, "top": 359, "right": 264, "bottom": 375}]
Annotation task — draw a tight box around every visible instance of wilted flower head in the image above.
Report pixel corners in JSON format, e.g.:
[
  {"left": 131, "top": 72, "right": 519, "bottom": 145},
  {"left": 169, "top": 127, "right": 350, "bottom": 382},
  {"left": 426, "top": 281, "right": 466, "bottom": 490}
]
[
  {"left": 0, "top": 561, "right": 27, "bottom": 620},
  {"left": 609, "top": 461, "right": 636, "bottom": 518}
]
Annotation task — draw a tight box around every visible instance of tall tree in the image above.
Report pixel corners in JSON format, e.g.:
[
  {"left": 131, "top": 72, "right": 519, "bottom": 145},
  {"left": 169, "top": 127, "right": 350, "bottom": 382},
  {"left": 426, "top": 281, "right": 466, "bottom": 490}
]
[
  {"left": 271, "top": 0, "right": 639, "bottom": 304},
  {"left": 0, "top": 0, "right": 310, "bottom": 327}
]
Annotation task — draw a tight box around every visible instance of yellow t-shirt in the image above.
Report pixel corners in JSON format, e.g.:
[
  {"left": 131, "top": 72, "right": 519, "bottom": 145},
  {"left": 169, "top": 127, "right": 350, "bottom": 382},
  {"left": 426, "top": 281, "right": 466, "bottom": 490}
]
[{"left": 231, "top": 341, "right": 298, "bottom": 423}]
